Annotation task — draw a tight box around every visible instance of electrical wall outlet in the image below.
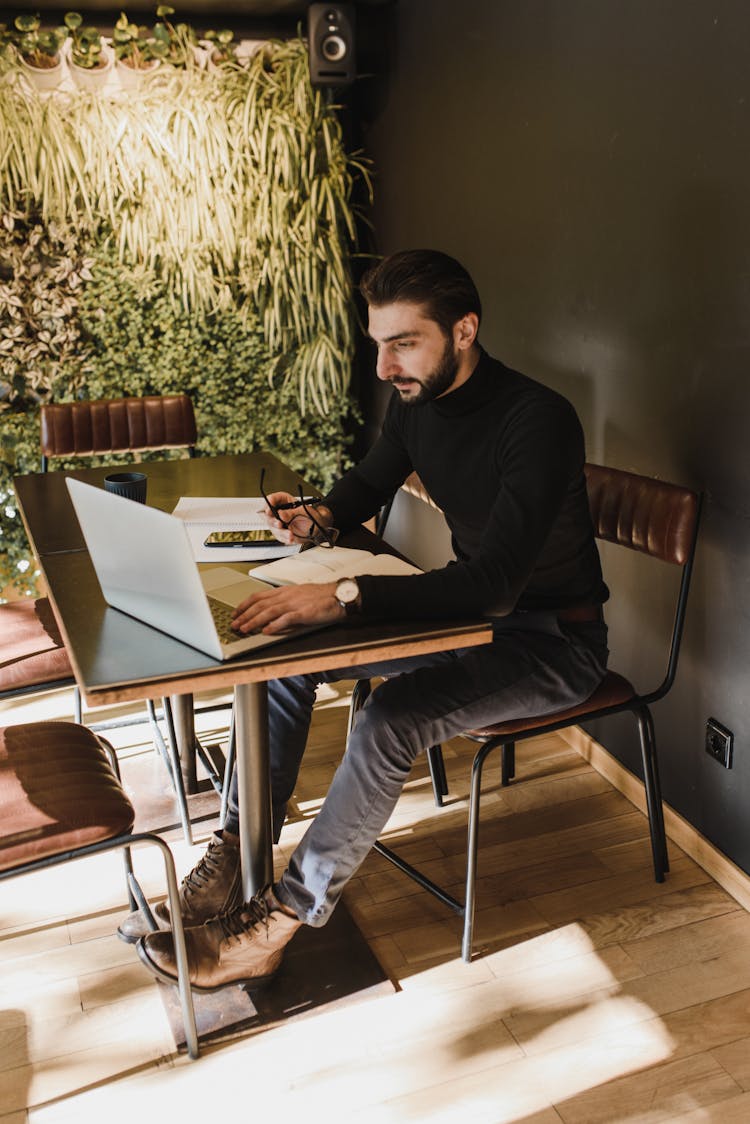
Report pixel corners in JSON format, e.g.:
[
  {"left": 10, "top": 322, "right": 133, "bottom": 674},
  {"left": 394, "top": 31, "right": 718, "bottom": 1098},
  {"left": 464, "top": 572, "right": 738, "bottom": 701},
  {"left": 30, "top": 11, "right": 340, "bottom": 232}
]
[{"left": 705, "top": 717, "right": 734, "bottom": 768}]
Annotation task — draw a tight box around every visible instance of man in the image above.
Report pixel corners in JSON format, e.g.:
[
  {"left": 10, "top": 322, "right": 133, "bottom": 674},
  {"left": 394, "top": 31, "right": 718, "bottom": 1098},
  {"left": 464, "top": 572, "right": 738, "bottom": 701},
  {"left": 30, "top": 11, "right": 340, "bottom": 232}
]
[{"left": 132, "top": 248, "right": 609, "bottom": 991}]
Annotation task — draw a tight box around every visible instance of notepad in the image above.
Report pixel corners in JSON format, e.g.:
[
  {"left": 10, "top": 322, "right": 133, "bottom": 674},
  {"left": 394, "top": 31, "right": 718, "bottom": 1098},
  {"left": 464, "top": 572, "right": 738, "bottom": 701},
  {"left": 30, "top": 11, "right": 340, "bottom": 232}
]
[
  {"left": 250, "top": 545, "right": 422, "bottom": 586},
  {"left": 172, "top": 497, "right": 266, "bottom": 525},
  {"left": 171, "top": 496, "right": 301, "bottom": 562}
]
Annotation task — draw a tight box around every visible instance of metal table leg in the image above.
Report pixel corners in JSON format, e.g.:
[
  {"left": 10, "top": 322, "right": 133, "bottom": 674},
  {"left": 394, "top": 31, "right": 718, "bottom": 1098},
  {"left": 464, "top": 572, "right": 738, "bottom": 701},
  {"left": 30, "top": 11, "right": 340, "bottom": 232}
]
[{"left": 234, "top": 681, "right": 274, "bottom": 900}]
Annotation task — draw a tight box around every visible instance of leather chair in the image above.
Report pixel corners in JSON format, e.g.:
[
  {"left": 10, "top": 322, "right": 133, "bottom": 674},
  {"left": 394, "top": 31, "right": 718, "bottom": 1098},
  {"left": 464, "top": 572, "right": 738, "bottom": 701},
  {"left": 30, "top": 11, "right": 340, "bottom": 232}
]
[
  {"left": 358, "top": 463, "right": 702, "bottom": 962},
  {"left": 0, "top": 719, "right": 198, "bottom": 1057},
  {"left": 0, "top": 598, "right": 76, "bottom": 707},
  {"left": 1, "top": 395, "right": 200, "bottom": 840},
  {"left": 39, "top": 394, "right": 197, "bottom": 471}
]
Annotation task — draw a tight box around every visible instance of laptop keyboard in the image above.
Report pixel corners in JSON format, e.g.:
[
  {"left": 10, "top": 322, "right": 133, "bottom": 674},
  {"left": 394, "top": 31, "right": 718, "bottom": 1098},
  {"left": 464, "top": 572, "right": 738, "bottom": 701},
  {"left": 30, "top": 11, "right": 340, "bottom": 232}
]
[{"left": 207, "top": 596, "right": 241, "bottom": 645}]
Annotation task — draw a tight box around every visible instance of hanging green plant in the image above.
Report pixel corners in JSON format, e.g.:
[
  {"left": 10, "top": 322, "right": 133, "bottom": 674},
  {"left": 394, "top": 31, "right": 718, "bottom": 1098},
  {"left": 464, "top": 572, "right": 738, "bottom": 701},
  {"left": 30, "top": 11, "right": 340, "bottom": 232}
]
[
  {"left": 0, "top": 31, "right": 372, "bottom": 595},
  {"left": 0, "top": 35, "right": 371, "bottom": 411}
]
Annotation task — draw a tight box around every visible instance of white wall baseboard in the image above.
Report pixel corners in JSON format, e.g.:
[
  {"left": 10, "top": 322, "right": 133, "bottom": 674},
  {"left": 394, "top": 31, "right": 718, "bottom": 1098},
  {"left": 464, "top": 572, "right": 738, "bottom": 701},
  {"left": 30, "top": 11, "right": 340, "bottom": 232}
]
[{"left": 561, "top": 725, "right": 750, "bottom": 913}]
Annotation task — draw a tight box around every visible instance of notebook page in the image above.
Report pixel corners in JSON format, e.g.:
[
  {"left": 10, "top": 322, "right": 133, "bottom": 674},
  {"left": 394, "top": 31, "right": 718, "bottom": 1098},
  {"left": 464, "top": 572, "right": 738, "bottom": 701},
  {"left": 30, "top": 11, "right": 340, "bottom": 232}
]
[
  {"left": 172, "top": 496, "right": 300, "bottom": 562},
  {"left": 251, "top": 546, "right": 422, "bottom": 586}
]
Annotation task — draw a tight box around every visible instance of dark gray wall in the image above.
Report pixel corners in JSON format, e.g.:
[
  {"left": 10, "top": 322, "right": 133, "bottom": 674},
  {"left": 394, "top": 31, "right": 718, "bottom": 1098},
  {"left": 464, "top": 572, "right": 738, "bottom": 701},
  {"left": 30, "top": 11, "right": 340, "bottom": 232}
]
[{"left": 360, "top": 0, "right": 750, "bottom": 872}]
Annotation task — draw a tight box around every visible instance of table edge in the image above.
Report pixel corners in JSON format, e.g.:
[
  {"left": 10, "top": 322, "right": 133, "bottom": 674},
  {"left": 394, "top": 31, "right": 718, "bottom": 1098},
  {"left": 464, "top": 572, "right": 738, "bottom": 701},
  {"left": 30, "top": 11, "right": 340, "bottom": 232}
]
[{"left": 77, "top": 625, "right": 494, "bottom": 706}]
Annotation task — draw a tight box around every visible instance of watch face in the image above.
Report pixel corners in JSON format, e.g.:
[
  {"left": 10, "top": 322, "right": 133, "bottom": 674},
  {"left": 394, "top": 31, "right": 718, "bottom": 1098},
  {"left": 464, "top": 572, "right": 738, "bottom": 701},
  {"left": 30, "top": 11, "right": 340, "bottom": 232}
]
[{"left": 336, "top": 579, "right": 359, "bottom": 604}]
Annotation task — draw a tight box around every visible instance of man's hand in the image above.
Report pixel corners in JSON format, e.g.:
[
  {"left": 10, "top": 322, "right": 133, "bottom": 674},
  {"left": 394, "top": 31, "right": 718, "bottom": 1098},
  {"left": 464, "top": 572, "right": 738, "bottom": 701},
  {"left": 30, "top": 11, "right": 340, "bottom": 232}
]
[
  {"left": 231, "top": 581, "right": 344, "bottom": 635},
  {"left": 260, "top": 490, "right": 335, "bottom": 545}
]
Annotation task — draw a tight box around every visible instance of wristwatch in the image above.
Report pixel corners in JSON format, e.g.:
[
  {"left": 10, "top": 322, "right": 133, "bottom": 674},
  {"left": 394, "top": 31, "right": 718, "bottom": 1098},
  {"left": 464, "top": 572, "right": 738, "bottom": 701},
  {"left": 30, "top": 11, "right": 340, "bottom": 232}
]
[{"left": 335, "top": 577, "right": 360, "bottom": 616}]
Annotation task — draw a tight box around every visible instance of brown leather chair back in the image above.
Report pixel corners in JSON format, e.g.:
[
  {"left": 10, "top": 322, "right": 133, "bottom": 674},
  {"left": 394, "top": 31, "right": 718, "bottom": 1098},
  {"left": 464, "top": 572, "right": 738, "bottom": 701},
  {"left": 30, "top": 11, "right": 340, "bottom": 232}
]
[
  {"left": 584, "top": 462, "right": 700, "bottom": 567},
  {"left": 40, "top": 395, "right": 197, "bottom": 465},
  {"left": 397, "top": 464, "right": 700, "bottom": 570}
]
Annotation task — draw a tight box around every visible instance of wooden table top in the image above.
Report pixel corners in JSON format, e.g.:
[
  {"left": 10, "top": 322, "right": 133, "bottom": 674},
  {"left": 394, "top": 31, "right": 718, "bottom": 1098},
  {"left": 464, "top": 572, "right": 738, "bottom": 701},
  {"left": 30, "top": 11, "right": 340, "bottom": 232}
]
[{"left": 16, "top": 452, "right": 493, "bottom": 707}]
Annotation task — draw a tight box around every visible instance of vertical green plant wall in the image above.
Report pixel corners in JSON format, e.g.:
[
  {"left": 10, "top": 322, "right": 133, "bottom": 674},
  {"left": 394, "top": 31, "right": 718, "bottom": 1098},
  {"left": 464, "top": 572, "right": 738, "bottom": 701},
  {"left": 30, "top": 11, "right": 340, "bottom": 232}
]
[{"left": 0, "top": 35, "right": 370, "bottom": 595}]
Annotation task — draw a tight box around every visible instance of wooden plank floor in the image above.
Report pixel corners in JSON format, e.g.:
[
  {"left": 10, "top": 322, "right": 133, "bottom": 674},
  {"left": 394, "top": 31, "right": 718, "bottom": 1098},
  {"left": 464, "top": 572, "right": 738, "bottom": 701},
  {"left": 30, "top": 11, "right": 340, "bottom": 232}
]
[{"left": 1, "top": 682, "right": 749, "bottom": 1123}]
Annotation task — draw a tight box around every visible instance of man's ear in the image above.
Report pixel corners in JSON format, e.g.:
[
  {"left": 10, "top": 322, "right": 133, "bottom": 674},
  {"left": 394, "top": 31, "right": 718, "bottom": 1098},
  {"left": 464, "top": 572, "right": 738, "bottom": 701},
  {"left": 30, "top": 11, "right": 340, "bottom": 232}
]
[{"left": 454, "top": 312, "right": 479, "bottom": 351}]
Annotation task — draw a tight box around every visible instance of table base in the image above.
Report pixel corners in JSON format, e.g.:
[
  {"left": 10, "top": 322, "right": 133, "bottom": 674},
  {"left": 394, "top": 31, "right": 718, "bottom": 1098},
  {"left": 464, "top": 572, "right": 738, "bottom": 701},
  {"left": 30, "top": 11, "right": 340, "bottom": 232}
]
[{"left": 159, "top": 901, "right": 395, "bottom": 1051}]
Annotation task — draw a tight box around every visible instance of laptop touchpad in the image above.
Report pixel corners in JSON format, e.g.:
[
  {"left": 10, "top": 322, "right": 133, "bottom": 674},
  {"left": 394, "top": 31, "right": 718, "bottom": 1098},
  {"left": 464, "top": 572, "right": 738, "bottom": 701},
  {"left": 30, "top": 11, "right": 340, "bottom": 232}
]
[{"left": 200, "top": 567, "right": 272, "bottom": 608}]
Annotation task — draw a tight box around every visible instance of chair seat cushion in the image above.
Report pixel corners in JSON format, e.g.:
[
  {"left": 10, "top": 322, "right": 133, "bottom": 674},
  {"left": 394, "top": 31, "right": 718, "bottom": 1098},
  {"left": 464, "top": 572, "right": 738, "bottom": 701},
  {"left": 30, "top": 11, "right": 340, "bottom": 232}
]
[
  {"left": 466, "top": 670, "right": 637, "bottom": 739},
  {"left": 0, "top": 721, "right": 135, "bottom": 871},
  {"left": 0, "top": 599, "right": 74, "bottom": 693}
]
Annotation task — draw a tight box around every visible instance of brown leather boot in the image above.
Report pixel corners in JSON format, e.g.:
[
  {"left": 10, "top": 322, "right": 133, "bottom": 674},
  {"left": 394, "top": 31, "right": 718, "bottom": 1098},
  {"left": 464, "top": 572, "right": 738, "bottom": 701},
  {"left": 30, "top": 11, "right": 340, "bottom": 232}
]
[
  {"left": 117, "top": 831, "right": 242, "bottom": 944},
  {"left": 136, "top": 885, "right": 302, "bottom": 992}
]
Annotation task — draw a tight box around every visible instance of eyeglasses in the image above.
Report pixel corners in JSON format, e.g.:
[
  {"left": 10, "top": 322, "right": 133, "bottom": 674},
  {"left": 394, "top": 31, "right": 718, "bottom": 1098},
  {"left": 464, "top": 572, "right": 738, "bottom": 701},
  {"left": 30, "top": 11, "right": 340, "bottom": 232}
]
[{"left": 259, "top": 468, "right": 339, "bottom": 548}]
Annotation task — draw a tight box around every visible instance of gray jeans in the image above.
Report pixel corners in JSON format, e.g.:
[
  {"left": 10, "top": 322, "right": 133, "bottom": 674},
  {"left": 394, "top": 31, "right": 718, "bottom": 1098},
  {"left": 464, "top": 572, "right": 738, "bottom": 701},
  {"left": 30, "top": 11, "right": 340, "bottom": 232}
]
[{"left": 225, "top": 612, "right": 608, "bottom": 926}]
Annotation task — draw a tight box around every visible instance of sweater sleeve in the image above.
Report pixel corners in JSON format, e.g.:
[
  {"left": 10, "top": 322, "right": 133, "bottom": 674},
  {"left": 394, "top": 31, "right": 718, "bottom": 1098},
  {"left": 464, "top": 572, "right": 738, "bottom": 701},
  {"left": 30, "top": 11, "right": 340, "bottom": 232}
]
[
  {"left": 356, "top": 397, "right": 585, "bottom": 621},
  {"left": 322, "top": 399, "right": 414, "bottom": 530}
]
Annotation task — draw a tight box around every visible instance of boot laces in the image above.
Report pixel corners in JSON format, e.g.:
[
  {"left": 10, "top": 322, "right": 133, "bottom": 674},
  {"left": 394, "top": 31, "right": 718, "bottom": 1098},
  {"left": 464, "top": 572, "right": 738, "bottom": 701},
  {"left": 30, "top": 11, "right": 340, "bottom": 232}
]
[
  {"left": 215, "top": 889, "right": 272, "bottom": 945},
  {"left": 183, "top": 842, "right": 225, "bottom": 897}
]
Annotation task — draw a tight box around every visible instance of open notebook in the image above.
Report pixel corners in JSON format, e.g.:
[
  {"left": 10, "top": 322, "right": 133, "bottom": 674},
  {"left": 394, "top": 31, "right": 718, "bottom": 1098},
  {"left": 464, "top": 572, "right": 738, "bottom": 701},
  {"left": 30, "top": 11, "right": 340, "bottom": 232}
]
[{"left": 250, "top": 545, "right": 422, "bottom": 586}]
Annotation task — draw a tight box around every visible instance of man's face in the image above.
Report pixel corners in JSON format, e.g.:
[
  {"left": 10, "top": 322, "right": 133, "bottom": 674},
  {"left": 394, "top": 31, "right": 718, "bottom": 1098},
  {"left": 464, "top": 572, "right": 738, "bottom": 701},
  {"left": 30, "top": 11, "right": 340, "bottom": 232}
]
[{"left": 367, "top": 302, "right": 459, "bottom": 406}]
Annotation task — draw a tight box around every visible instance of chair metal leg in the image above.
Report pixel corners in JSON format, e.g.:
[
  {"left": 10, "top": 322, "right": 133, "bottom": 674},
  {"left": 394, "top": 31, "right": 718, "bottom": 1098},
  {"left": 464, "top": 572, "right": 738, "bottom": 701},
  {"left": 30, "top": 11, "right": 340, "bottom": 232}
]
[
  {"left": 645, "top": 707, "right": 670, "bottom": 875},
  {"left": 149, "top": 834, "right": 199, "bottom": 1058},
  {"left": 461, "top": 737, "right": 497, "bottom": 962},
  {"left": 635, "top": 705, "right": 668, "bottom": 881},
  {"left": 73, "top": 685, "right": 83, "bottom": 725},
  {"left": 426, "top": 744, "right": 448, "bottom": 806},
  {"left": 501, "top": 741, "right": 515, "bottom": 786},
  {"left": 0, "top": 828, "right": 200, "bottom": 1058},
  {"left": 126, "top": 870, "right": 159, "bottom": 931},
  {"left": 220, "top": 710, "right": 236, "bottom": 826},
  {"left": 100, "top": 740, "right": 153, "bottom": 919},
  {"left": 347, "top": 678, "right": 372, "bottom": 739},
  {"left": 162, "top": 698, "right": 194, "bottom": 846},
  {"left": 195, "top": 737, "right": 225, "bottom": 795},
  {"left": 146, "top": 698, "right": 174, "bottom": 776},
  {"left": 373, "top": 839, "right": 463, "bottom": 913},
  {"left": 121, "top": 847, "right": 138, "bottom": 911}
]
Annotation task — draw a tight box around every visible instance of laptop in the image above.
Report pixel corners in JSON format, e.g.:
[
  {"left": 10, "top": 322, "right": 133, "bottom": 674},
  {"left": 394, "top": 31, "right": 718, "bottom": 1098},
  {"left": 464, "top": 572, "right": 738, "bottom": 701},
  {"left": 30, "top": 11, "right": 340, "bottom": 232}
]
[{"left": 66, "top": 478, "right": 321, "bottom": 661}]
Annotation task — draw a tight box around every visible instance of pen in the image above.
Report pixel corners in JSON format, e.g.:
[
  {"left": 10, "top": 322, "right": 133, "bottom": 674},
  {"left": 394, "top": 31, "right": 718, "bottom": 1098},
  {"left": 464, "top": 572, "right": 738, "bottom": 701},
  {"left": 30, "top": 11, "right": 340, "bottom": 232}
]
[{"left": 272, "top": 496, "right": 319, "bottom": 511}]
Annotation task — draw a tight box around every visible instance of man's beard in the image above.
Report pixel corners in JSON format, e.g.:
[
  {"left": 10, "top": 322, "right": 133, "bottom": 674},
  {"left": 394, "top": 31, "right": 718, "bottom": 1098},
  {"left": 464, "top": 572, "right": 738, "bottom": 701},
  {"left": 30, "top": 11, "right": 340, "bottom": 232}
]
[{"left": 393, "top": 336, "right": 459, "bottom": 406}]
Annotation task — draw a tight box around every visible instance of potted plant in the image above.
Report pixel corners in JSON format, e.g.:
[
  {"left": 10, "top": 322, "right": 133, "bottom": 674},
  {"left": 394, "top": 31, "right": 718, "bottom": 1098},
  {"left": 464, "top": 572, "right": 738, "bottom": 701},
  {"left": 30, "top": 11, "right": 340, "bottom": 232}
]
[
  {"left": 63, "top": 12, "right": 113, "bottom": 91},
  {"left": 11, "top": 14, "right": 67, "bottom": 91},
  {"left": 152, "top": 5, "right": 198, "bottom": 69},
  {"left": 203, "top": 28, "right": 238, "bottom": 71},
  {"left": 112, "top": 11, "right": 162, "bottom": 87}
]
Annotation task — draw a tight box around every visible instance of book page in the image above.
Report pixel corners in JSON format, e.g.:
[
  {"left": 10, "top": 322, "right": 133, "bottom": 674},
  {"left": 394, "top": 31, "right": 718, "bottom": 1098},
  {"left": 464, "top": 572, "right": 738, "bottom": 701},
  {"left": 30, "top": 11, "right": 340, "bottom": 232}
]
[{"left": 250, "top": 545, "right": 422, "bottom": 586}]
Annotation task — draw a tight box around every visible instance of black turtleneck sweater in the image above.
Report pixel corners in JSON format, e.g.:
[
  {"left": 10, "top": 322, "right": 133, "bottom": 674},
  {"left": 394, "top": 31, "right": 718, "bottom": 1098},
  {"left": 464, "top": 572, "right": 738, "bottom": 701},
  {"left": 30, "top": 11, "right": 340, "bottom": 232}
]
[{"left": 323, "top": 350, "right": 608, "bottom": 622}]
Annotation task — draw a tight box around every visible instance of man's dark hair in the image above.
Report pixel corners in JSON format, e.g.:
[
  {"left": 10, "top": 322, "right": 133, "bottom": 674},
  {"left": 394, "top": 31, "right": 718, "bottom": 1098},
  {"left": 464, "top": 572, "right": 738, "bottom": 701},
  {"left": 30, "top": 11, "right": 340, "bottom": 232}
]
[{"left": 360, "top": 249, "right": 482, "bottom": 336}]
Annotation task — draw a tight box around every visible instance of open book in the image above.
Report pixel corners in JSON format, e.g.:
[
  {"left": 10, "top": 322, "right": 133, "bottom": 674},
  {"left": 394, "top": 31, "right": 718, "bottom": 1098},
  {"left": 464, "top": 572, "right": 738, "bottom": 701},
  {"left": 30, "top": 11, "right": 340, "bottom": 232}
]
[{"left": 250, "top": 545, "right": 422, "bottom": 586}]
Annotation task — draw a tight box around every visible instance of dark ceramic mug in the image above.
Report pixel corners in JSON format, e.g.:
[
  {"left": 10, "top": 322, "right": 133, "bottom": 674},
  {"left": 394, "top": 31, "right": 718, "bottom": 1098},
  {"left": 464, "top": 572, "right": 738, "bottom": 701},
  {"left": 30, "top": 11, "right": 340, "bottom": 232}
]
[{"left": 103, "top": 472, "right": 147, "bottom": 503}]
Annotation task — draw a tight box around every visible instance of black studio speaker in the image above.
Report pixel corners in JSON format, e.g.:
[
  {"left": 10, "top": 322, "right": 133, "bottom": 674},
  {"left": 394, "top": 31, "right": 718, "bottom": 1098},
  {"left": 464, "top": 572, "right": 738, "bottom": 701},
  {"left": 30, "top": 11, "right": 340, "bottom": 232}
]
[{"left": 308, "top": 3, "right": 356, "bottom": 87}]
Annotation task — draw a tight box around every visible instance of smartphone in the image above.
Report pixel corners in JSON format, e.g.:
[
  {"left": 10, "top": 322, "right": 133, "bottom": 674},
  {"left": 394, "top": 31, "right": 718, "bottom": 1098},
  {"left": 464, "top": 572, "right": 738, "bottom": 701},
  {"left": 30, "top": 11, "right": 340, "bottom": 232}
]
[{"left": 204, "top": 529, "right": 280, "bottom": 548}]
